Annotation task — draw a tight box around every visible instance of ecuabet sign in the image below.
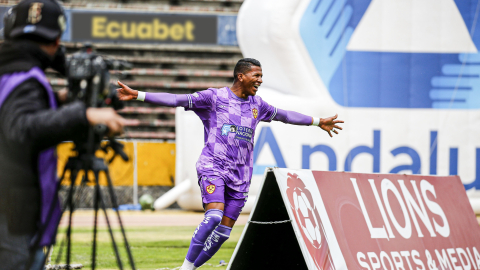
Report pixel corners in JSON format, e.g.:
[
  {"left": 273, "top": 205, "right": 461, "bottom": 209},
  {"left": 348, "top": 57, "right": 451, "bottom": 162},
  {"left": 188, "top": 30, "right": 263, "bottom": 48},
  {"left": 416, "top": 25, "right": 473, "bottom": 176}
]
[
  {"left": 229, "top": 168, "right": 480, "bottom": 270},
  {"left": 71, "top": 11, "right": 216, "bottom": 44}
]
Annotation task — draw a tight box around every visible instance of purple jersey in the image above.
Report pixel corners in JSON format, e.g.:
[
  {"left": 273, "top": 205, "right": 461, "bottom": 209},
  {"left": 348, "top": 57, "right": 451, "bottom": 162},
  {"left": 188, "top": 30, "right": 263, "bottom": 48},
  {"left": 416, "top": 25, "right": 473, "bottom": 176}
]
[{"left": 185, "top": 87, "right": 277, "bottom": 192}]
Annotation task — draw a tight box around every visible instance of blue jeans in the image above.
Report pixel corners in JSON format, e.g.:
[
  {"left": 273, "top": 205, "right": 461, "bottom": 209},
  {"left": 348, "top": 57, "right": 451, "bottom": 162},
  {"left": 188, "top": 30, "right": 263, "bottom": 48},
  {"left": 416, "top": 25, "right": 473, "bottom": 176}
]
[{"left": 0, "top": 213, "right": 46, "bottom": 270}]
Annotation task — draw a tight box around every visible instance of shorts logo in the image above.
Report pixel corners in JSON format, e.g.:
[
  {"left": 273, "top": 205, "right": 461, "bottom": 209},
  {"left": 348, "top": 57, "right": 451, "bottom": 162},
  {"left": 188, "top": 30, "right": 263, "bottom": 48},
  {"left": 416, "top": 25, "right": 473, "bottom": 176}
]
[
  {"left": 252, "top": 108, "right": 258, "bottom": 119},
  {"left": 206, "top": 184, "right": 216, "bottom": 194},
  {"left": 28, "top": 3, "right": 44, "bottom": 24}
]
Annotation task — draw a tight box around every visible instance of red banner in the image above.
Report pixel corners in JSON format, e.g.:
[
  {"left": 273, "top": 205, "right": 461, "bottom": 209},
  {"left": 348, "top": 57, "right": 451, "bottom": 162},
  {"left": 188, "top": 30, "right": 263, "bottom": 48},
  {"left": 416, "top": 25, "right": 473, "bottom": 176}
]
[{"left": 313, "top": 171, "right": 480, "bottom": 270}]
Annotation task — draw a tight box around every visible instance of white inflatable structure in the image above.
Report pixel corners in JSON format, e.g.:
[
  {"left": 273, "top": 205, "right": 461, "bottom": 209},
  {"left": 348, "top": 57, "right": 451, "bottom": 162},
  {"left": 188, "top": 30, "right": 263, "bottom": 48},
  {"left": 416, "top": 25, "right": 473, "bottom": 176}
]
[{"left": 155, "top": 0, "right": 480, "bottom": 213}]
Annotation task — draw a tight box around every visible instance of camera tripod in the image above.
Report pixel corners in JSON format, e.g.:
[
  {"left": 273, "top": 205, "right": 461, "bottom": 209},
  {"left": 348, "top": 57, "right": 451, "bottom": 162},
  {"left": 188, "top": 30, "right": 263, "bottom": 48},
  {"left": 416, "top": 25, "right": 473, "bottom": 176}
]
[{"left": 53, "top": 127, "right": 136, "bottom": 270}]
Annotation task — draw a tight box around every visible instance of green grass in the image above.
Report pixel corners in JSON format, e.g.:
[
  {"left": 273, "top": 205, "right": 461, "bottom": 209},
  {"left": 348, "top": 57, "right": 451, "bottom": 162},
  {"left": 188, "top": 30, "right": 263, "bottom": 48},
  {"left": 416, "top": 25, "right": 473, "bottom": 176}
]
[{"left": 50, "top": 226, "right": 244, "bottom": 270}]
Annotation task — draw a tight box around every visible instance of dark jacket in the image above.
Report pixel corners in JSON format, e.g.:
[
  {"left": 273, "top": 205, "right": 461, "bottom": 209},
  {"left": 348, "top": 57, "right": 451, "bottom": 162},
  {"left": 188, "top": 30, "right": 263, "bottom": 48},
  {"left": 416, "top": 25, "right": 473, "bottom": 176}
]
[{"left": 0, "top": 40, "right": 88, "bottom": 235}]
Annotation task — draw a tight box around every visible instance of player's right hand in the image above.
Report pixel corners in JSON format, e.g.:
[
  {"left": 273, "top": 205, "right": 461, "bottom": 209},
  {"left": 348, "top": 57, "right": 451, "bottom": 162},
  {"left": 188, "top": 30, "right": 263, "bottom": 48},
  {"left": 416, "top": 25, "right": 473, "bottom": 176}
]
[
  {"left": 116, "top": 81, "right": 138, "bottom": 101},
  {"left": 86, "top": 107, "right": 125, "bottom": 137}
]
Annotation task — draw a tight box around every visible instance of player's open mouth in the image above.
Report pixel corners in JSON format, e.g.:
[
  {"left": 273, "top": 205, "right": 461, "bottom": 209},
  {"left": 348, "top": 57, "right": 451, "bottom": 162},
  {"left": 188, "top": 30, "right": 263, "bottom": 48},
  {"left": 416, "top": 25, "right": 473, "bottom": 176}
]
[{"left": 254, "top": 85, "right": 259, "bottom": 89}]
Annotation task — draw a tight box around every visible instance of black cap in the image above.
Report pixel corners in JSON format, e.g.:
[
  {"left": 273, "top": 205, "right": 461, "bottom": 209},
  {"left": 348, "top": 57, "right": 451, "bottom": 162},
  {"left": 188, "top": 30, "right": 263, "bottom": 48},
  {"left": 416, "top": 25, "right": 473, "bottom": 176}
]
[{"left": 8, "top": 0, "right": 66, "bottom": 41}]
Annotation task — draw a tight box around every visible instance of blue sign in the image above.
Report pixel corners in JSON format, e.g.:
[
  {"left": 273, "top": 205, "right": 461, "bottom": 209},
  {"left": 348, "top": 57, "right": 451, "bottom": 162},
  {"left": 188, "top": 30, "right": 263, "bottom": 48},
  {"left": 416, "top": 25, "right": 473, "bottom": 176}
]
[
  {"left": 218, "top": 15, "right": 238, "bottom": 46},
  {"left": 300, "top": 0, "right": 480, "bottom": 109},
  {"left": 253, "top": 127, "right": 480, "bottom": 190}
]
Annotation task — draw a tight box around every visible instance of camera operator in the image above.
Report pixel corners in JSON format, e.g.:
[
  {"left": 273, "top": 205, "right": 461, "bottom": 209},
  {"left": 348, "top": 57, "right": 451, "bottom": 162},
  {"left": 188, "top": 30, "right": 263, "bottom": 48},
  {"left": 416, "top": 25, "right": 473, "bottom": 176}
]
[{"left": 0, "top": 1, "right": 125, "bottom": 270}]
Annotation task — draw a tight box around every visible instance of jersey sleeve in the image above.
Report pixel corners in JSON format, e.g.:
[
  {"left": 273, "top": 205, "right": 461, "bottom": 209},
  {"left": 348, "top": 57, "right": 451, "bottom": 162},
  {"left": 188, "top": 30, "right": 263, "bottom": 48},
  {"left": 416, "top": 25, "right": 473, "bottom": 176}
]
[
  {"left": 184, "top": 89, "right": 215, "bottom": 111},
  {"left": 257, "top": 96, "right": 278, "bottom": 122},
  {"left": 273, "top": 108, "right": 313, "bottom": 125}
]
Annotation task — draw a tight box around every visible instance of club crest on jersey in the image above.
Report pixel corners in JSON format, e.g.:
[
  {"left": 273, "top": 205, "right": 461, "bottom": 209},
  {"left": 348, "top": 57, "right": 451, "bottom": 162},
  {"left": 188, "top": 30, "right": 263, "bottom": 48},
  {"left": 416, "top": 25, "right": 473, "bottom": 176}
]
[
  {"left": 206, "top": 184, "right": 216, "bottom": 194},
  {"left": 28, "top": 3, "right": 44, "bottom": 24},
  {"left": 252, "top": 108, "right": 258, "bottom": 119}
]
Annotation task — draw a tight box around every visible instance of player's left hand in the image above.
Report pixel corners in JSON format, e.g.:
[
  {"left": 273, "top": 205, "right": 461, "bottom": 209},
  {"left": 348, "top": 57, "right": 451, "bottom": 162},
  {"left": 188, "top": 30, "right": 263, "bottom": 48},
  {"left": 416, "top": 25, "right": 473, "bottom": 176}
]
[{"left": 319, "top": 114, "right": 344, "bottom": 137}]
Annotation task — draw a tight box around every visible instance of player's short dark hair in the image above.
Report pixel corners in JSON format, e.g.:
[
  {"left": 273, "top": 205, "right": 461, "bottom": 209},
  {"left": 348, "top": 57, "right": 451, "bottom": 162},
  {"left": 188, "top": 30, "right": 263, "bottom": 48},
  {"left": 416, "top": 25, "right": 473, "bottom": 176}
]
[{"left": 233, "top": 58, "right": 261, "bottom": 82}]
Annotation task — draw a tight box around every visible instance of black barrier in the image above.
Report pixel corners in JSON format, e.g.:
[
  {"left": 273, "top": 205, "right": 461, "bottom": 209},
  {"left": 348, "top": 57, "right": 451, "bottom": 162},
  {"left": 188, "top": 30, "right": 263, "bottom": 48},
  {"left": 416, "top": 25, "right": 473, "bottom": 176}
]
[{"left": 71, "top": 11, "right": 217, "bottom": 44}]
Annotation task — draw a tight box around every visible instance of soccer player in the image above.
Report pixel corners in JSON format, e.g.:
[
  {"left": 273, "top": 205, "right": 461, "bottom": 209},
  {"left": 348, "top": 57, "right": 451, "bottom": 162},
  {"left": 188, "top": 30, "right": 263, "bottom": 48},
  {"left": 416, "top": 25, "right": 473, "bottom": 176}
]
[{"left": 116, "top": 58, "right": 343, "bottom": 270}]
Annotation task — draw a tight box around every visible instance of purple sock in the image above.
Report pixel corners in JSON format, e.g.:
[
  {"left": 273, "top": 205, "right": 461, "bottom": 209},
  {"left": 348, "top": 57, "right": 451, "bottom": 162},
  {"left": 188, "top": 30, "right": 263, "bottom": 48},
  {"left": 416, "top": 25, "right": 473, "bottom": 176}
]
[
  {"left": 185, "top": 209, "right": 223, "bottom": 263},
  {"left": 194, "top": 225, "right": 232, "bottom": 267}
]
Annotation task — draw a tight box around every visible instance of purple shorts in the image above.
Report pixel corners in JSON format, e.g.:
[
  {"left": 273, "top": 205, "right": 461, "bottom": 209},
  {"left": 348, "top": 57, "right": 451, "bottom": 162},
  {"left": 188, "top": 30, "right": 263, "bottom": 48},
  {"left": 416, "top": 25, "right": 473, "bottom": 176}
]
[{"left": 198, "top": 175, "right": 248, "bottom": 221}]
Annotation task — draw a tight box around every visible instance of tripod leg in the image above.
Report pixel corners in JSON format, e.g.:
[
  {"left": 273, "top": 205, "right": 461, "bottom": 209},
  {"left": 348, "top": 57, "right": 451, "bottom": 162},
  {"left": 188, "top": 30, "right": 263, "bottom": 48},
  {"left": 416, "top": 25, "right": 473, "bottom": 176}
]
[
  {"left": 94, "top": 170, "right": 124, "bottom": 270},
  {"left": 92, "top": 170, "right": 100, "bottom": 270},
  {"left": 105, "top": 171, "right": 136, "bottom": 270},
  {"left": 56, "top": 168, "right": 88, "bottom": 266},
  {"left": 66, "top": 169, "right": 79, "bottom": 268}
]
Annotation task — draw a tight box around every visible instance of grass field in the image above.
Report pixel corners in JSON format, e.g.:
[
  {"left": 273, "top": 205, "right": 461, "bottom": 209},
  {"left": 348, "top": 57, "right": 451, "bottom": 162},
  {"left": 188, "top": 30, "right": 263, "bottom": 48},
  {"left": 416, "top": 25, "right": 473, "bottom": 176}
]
[{"left": 51, "top": 225, "right": 245, "bottom": 270}]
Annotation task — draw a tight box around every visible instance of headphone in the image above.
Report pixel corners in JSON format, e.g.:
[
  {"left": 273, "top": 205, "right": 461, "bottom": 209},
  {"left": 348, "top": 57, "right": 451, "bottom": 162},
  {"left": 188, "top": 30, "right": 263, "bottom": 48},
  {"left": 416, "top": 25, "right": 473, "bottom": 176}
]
[{"left": 2, "top": 6, "right": 17, "bottom": 40}]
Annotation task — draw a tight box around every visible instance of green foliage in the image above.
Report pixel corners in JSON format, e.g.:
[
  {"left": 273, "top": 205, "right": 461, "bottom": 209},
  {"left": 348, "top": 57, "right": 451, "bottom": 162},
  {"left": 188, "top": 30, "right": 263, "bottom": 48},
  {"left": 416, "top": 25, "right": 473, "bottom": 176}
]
[{"left": 52, "top": 225, "right": 244, "bottom": 270}]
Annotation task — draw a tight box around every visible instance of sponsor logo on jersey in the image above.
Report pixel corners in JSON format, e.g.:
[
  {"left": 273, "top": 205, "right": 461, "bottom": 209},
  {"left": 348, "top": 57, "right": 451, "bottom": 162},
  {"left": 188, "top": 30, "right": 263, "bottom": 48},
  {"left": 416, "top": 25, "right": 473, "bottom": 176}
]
[
  {"left": 206, "top": 184, "right": 216, "bottom": 194},
  {"left": 192, "top": 92, "right": 199, "bottom": 98},
  {"left": 252, "top": 108, "right": 258, "bottom": 119},
  {"left": 221, "top": 124, "right": 253, "bottom": 142},
  {"left": 221, "top": 124, "right": 236, "bottom": 135},
  {"left": 234, "top": 126, "right": 253, "bottom": 142}
]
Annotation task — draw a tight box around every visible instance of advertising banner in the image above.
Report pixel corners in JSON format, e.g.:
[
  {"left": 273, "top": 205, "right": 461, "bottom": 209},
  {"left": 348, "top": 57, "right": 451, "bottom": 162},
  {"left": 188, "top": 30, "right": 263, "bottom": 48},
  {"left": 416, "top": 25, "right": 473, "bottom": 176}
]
[
  {"left": 70, "top": 11, "right": 217, "bottom": 44},
  {"left": 229, "top": 168, "right": 480, "bottom": 270},
  {"left": 0, "top": 5, "right": 237, "bottom": 45}
]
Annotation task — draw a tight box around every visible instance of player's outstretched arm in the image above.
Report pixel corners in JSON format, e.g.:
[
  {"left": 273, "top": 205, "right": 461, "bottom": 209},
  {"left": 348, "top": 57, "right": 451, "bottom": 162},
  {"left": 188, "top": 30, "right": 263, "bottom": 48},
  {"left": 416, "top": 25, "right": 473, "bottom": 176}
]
[
  {"left": 273, "top": 109, "right": 343, "bottom": 137},
  {"left": 116, "top": 81, "right": 189, "bottom": 107},
  {"left": 318, "top": 114, "right": 344, "bottom": 137}
]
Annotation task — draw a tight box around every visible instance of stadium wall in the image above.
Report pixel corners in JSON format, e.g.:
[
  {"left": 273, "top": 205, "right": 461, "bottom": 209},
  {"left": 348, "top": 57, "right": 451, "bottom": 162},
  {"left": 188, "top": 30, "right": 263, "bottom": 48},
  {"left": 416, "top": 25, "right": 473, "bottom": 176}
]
[
  {"left": 57, "top": 141, "right": 176, "bottom": 187},
  {"left": 56, "top": 140, "right": 177, "bottom": 208}
]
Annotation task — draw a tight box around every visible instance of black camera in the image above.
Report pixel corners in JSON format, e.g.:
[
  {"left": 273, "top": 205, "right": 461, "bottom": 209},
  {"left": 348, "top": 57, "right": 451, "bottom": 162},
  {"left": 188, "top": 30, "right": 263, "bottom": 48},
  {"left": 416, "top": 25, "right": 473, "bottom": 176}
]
[{"left": 66, "top": 44, "right": 130, "bottom": 110}]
